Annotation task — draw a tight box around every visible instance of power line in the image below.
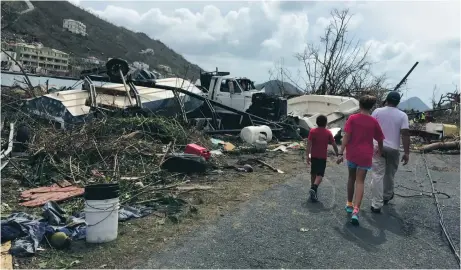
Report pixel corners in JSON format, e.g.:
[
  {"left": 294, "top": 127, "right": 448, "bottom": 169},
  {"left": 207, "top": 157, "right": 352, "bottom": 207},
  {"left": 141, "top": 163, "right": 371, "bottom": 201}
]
[{"left": 422, "top": 153, "right": 460, "bottom": 265}]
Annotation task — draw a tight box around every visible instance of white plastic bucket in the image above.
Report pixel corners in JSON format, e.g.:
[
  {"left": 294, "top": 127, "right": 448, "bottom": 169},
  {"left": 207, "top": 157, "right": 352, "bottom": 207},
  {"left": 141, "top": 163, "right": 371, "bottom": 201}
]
[
  {"left": 84, "top": 198, "right": 120, "bottom": 243},
  {"left": 240, "top": 125, "right": 273, "bottom": 144}
]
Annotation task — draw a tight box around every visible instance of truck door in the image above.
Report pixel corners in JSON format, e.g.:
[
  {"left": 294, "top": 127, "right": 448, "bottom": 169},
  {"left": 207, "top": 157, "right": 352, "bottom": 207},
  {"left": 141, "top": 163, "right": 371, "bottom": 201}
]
[
  {"left": 229, "top": 80, "right": 246, "bottom": 111},
  {"left": 215, "top": 79, "right": 232, "bottom": 108}
]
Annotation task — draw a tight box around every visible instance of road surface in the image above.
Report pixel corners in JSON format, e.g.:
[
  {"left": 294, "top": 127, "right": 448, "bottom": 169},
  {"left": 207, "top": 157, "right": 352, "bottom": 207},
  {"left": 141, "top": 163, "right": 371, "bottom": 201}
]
[{"left": 139, "top": 153, "right": 460, "bottom": 269}]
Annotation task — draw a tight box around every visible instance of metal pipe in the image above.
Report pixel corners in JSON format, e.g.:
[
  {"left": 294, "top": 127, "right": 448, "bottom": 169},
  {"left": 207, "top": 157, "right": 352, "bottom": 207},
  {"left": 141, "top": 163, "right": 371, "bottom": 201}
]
[
  {"left": 119, "top": 69, "right": 133, "bottom": 106},
  {"left": 393, "top": 62, "right": 419, "bottom": 92},
  {"left": 0, "top": 123, "right": 15, "bottom": 171}
]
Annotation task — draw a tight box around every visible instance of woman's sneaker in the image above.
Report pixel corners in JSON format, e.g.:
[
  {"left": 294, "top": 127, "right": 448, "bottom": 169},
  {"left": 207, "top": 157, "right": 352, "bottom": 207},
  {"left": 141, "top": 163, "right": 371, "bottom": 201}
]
[
  {"left": 345, "top": 205, "right": 353, "bottom": 213},
  {"left": 351, "top": 209, "right": 359, "bottom": 226}
]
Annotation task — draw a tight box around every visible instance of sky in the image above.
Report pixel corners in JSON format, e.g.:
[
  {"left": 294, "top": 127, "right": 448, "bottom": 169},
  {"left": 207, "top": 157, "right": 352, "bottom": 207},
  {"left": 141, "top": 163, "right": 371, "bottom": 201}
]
[{"left": 71, "top": 0, "right": 460, "bottom": 106}]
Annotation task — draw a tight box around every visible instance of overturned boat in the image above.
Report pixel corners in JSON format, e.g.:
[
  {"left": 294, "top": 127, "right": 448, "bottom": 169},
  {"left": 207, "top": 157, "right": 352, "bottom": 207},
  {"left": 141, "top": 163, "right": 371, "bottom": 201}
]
[
  {"left": 286, "top": 95, "right": 360, "bottom": 137},
  {"left": 23, "top": 59, "right": 205, "bottom": 129}
]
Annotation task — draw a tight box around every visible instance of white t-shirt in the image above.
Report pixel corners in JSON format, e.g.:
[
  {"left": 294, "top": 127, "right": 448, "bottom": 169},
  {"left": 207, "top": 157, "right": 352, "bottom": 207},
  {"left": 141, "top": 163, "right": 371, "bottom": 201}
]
[{"left": 372, "top": 106, "right": 409, "bottom": 150}]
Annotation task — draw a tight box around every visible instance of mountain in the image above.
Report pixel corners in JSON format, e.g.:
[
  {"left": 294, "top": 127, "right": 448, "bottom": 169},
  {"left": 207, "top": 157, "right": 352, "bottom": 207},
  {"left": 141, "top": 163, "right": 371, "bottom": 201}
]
[
  {"left": 1, "top": 1, "right": 202, "bottom": 79},
  {"left": 255, "top": 80, "right": 304, "bottom": 97},
  {"left": 398, "top": 96, "right": 431, "bottom": 111}
]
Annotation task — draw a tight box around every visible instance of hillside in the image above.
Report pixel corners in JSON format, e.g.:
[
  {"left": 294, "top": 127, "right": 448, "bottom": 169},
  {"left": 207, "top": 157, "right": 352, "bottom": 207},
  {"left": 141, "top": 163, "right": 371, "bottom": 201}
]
[
  {"left": 398, "top": 96, "right": 430, "bottom": 112},
  {"left": 255, "top": 80, "right": 304, "bottom": 97},
  {"left": 2, "top": 1, "right": 202, "bottom": 80}
]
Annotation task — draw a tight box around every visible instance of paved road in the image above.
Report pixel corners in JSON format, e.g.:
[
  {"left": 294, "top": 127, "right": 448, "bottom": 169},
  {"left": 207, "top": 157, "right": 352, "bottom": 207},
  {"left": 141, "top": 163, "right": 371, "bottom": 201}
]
[{"left": 139, "top": 153, "right": 460, "bottom": 269}]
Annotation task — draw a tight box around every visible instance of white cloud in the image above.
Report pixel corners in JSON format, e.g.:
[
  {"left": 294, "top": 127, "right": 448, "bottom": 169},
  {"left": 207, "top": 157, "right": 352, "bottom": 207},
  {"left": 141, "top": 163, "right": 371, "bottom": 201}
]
[
  {"left": 67, "top": 0, "right": 80, "bottom": 6},
  {"left": 80, "top": 0, "right": 460, "bottom": 105},
  {"left": 261, "top": 13, "right": 309, "bottom": 55}
]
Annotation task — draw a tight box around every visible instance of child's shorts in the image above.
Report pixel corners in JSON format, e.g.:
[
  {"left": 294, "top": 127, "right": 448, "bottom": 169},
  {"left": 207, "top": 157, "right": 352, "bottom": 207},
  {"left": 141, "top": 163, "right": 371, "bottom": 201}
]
[
  {"left": 311, "top": 158, "right": 327, "bottom": 176},
  {"left": 347, "top": 160, "right": 371, "bottom": 171}
]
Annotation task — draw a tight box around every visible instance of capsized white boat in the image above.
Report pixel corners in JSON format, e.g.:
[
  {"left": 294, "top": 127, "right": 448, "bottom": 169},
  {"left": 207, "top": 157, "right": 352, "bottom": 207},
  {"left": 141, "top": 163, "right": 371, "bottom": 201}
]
[
  {"left": 287, "top": 95, "right": 360, "bottom": 131},
  {"left": 23, "top": 77, "right": 204, "bottom": 129}
]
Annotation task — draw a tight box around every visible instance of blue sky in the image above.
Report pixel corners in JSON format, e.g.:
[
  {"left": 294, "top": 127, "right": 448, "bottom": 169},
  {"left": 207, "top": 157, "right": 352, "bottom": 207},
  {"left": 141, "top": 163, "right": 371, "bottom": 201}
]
[{"left": 72, "top": 0, "right": 460, "bottom": 106}]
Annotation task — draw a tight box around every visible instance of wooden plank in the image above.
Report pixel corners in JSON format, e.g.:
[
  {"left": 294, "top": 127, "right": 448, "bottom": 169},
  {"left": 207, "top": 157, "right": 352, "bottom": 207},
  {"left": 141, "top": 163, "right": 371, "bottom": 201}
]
[{"left": 1, "top": 241, "right": 13, "bottom": 270}]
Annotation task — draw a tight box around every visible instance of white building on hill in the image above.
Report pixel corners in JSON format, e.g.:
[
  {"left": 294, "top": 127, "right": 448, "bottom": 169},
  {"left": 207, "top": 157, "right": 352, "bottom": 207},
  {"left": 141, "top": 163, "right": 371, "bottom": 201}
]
[{"left": 63, "top": 19, "right": 87, "bottom": 36}]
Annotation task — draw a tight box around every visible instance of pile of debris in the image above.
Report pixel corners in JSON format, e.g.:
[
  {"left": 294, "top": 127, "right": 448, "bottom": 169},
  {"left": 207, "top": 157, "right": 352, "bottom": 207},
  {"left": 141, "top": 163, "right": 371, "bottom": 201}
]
[
  {"left": 409, "top": 121, "right": 460, "bottom": 154},
  {"left": 0, "top": 102, "right": 304, "bottom": 260}
]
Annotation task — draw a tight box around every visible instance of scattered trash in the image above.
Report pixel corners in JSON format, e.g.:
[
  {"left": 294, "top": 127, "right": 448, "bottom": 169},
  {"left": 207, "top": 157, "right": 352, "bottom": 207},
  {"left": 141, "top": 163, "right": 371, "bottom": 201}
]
[
  {"left": 49, "top": 232, "right": 71, "bottom": 250},
  {"left": 184, "top": 143, "right": 211, "bottom": 160},
  {"left": 1, "top": 212, "right": 48, "bottom": 256},
  {"left": 287, "top": 142, "right": 302, "bottom": 150},
  {"left": 1, "top": 241, "right": 13, "bottom": 270},
  {"left": 210, "top": 138, "right": 236, "bottom": 152},
  {"left": 160, "top": 153, "right": 207, "bottom": 173},
  {"left": 271, "top": 145, "right": 288, "bottom": 152},
  {"left": 118, "top": 205, "right": 154, "bottom": 222},
  {"left": 176, "top": 185, "right": 214, "bottom": 192},
  {"left": 254, "top": 134, "right": 268, "bottom": 150},
  {"left": 300, "top": 228, "right": 309, "bottom": 232},
  {"left": 240, "top": 125, "right": 273, "bottom": 144},
  {"left": 254, "top": 159, "right": 284, "bottom": 174},
  {"left": 20, "top": 183, "right": 84, "bottom": 207},
  {"left": 43, "top": 201, "right": 67, "bottom": 226},
  {"left": 210, "top": 150, "right": 223, "bottom": 156},
  {"left": 223, "top": 142, "right": 236, "bottom": 151},
  {"left": 134, "top": 182, "right": 145, "bottom": 188},
  {"left": 236, "top": 164, "right": 254, "bottom": 173},
  {"left": 210, "top": 138, "right": 225, "bottom": 146}
]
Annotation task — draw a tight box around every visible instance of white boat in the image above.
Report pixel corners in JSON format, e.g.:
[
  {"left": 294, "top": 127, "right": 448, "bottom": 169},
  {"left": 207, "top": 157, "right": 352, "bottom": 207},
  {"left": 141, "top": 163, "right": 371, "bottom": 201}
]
[
  {"left": 287, "top": 95, "right": 360, "bottom": 132},
  {"left": 23, "top": 77, "right": 204, "bottom": 129}
]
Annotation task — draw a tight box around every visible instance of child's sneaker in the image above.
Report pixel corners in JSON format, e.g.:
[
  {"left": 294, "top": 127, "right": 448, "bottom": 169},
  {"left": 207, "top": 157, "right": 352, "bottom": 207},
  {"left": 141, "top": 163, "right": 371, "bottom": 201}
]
[
  {"left": 309, "top": 189, "right": 318, "bottom": 202},
  {"left": 345, "top": 205, "right": 353, "bottom": 213},
  {"left": 351, "top": 208, "right": 359, "bottom": 226}
]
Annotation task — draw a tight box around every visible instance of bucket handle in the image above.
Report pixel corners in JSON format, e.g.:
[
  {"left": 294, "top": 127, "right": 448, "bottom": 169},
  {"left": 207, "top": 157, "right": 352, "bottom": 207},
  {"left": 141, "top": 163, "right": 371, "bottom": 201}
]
[
  {"left": 85, "top": 201, "right": 119, "bottom": 211},
  {"left": 86, "top": 206, "right": 118, "bottom": 227}
]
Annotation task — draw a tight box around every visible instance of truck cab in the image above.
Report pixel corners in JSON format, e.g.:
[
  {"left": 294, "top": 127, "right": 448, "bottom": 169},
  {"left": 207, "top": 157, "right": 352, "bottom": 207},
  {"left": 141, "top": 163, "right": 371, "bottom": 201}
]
[
  {"left": 200, "top": 71, "right": 263, "bottom": 113},
  {"left": 205, "top": 75, "right": 264, "bottom": 114},
  {"left": 195, "top": 68, "right": 287, "bottom": 126}
]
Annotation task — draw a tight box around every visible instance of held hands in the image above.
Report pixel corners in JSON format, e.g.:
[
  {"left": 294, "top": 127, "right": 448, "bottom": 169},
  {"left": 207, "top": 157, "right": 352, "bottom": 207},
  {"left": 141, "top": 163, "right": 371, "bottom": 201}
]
[
  {"left": 401, "top": 153, "right": 409, "bottom": 165},
  {"left": 336, "top": 155, "right": 343, "bottom": 164}
]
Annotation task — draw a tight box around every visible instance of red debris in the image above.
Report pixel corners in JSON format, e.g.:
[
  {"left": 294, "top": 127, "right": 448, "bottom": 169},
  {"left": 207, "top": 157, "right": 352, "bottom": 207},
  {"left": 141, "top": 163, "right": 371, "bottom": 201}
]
[{"left": 19, "top": 183, "right": 84, "bottom": 207}]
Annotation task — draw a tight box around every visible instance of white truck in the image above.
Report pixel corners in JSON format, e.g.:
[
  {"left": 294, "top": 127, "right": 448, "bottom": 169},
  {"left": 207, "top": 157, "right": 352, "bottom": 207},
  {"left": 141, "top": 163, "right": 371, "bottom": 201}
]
[{"left": 195, "top": 70, "right": 287, "bottom": 124}]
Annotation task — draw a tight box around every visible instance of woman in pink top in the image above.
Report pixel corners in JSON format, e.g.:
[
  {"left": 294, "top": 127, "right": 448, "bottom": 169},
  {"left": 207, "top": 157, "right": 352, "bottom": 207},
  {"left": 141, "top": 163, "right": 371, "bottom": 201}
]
[{"left": 337, "top": 95, "right": 385, "bottom": 226}]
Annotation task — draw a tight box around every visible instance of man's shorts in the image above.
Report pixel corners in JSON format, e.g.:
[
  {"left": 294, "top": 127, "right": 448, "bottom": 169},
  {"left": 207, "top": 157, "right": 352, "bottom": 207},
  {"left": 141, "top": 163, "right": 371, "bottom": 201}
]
[
  {"left": 347, "top": 160, "right": 372, "bottom": 171},
  {"left": 311, "top": 157, "right": 327, "bottom": 176}
]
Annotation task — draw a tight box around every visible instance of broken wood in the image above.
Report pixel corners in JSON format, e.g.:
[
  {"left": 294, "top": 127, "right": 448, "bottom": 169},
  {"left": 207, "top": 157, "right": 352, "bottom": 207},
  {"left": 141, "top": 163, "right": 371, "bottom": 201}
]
[
  {"left": 254, "top": 159, "right": 284, "bottom": 174},
  {"left": 159, "top": 141, "right": 173, "bottom": 166},
  {"left": 421, "top": 141, "right": 460, "bottom": 153},
  {"left": 119, "top": 131, "right": 142, "bottom": 140},
  {"left": 0, "top": 241, "right": 13, "bottom": 270},
  {"left": 176, "top": 185, "right": 214, "bottom": 192}
]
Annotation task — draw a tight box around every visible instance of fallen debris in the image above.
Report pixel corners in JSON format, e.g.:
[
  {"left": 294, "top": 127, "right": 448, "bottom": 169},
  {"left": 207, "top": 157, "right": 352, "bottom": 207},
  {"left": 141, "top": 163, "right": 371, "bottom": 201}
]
[
  {"left": 19, "top": 183, "right": 84, "bottom": 207},
  {"left": 421, "top": 141, "right": 460, "bottom": 153},
  {"left": 254, "top": 159, "right": 284, "bottom": 174},
  {"left": 160, "top": 153, "right": 207, "bottom": 173},
  {"left": 0, "top": 241, "right": 13, "bottom": 270},
  {"left": 176, "top": 185, "right": 214, "bottom": 192}
]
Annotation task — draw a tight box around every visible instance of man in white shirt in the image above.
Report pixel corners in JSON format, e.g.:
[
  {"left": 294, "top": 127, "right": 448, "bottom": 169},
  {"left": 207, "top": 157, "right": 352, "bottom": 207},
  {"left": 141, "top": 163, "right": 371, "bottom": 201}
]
[{"left": 370, "top": 91, "right": 410, "bottom": 213}]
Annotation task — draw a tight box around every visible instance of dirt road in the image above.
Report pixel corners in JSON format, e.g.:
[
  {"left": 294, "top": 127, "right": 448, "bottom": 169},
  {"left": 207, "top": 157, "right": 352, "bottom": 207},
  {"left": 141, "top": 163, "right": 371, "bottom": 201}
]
[{"left": 138, "top": 153, "right": 460, "bottom": 269}]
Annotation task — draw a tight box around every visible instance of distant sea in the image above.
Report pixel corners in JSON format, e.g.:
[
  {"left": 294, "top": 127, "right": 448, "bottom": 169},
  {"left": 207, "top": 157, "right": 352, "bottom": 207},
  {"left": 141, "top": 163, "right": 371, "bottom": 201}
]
[{"left": 1, "top": 72, "right": 79, "bottom": 88}]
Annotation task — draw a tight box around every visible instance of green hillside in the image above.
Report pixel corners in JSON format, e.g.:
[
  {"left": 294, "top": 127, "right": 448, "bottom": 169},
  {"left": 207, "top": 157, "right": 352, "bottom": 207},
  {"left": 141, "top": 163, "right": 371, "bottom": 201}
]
[{"left": 1, "top": 1, "right": 202, "bottom": 80}]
